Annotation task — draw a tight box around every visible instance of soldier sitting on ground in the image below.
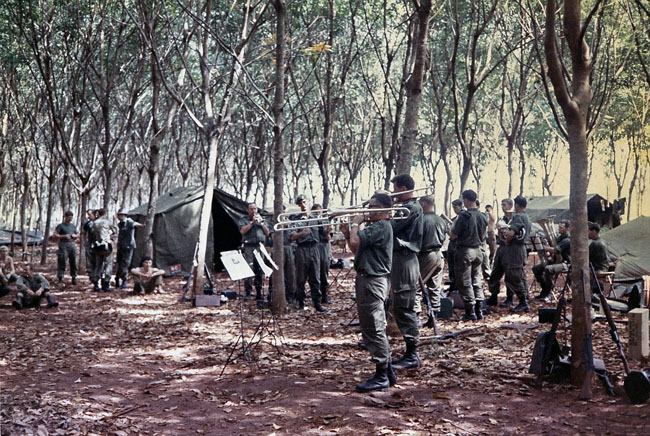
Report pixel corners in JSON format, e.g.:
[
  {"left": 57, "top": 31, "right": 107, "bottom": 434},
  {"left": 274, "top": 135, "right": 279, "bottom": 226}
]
[
  {"left": 12, "top": 264, "right": 59, "bottom": 309},
  {"left": 1, "top": 246, "right": 17, "bottom": 299},
  {"left": 130, "top": 256, "right": 165, "bottom": 294}
]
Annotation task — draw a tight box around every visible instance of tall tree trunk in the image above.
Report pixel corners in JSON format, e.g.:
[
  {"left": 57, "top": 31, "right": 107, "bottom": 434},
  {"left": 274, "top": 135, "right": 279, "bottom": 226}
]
[
  {"left": 20, "top": 153, "right": 30, "bottom": 260},
  {"left": 396, "top": 0, "right": 432, "bottom": 175},
  {"left": 40, "top": 160, "right": 56, "bottom": 265},
  {"left": 271, "top": 0, "right": 287, "bottom": 315}
]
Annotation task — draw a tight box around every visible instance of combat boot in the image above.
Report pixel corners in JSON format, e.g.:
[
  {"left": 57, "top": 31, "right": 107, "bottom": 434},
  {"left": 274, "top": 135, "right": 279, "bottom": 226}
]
[
  {"left": 474, "top": 300, "right": 484, "bottom": 320},
  {"left": 115, "top": 277, "right": 121, "bottom": 289},
  {"left": 46, "top": 294, "right": 59, "bottom": 308},
  {"left": 460, "top": 304, "right": 477, "bottom": 322},
  {"left": 535, "top": 288, "right": 551, "bottom": 301},
  {"left": 356, "top": 365, "right": 389, "bottom": 392},
  {"left": 313, "top": 300, "right": 327, "bottom": 313},
  {"left": 12, "top": 295, "right": 23, "bottom": 310},
  {"left": 71, "top": 277, "right": 77, "bottom": 285},
  {"left": 244, "top": 290, "right": 253, "bottom": 301},
  {"left": 93, "top": 282, "right": 100, "bottom": 292},
  {"left": 499, "top": 296, "right": 514, "bottom": 307},
  {"left": 387, "top": 362, "right": 397, "bottom": 387},
  {"left": 486, "top": 293, "right": 498, "bottom": 306},
  {"left": 511, "top": 297, "right": 530, "bottom": 313},
  {"left": 321, "top": 288, "right": 331, "bottom": 304},
  {"left": 392, "top": 343, "right": 420, "bottom": 370},
  {"left": 256, "top": 288, "right": 264, "bottom": 301}
]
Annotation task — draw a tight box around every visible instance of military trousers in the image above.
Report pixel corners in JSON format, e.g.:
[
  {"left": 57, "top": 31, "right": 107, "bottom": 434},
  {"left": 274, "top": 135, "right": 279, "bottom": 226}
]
[
  {"left": 242, "top": 245, "right": 264, "bottom": 295},
  {"left": 488, "top": 244, "right": 529, "bottom": 300},
  {"left": 391, "top": 250, "right": 420, "bottom": 347},
  {"left": 447, "top": 241, "right": 458, "bottom": 290},
  {"left": 318, "top": 242, "right": 330, "bottom": 295},
  {"left": 134, "top": 275, "right": 163, "bottom": 294},
  {"left": 417, "top": 250, "right": 444, "bottom": 312},
  {"left": 486, "top": 231, "right": 497, "bottom": 266},
  {"left": 454, "top": 246, "right": 485, "bottom": 305},
  {"left": 92, "top": 247, "right": 114, "bottom": 288},
  {"left": 356, "top": 274, "right": 391, "bottom": 368},
  {"left": 295, "top": 243, "right": 321, "bottom": 303},
  {"left": 84, "top": 245, "right": 95, "bottom": 275},
  {"left": 57, "top": 243, "right": 77, "bottom": 279},
  {"left": 533, "top": 261, "right": 568, "bottom": 294},
  {"left": 116, "top": 246, "right": 134, "bottom": 280},
  {"left": 284, "top": 245, "right": 296, "bottom": 302}
]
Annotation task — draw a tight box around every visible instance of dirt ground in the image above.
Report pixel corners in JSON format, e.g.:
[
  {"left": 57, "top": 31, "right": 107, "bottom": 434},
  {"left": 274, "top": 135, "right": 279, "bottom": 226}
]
[{"left": 1, "top": 243, "right": 649, "bottom": 436}]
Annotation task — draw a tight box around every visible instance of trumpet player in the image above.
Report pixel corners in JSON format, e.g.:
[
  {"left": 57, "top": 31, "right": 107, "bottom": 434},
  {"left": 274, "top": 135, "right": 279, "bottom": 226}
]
[
  {"left": 238, "top": 203, "right": 269, "bottom": 302},
  {"left": 341, "top": 193, "right": 396, "bottom": 392},
  {"left": 532, "top": 219, "right": 571, "bottom": 301},
  {"left": 486, "top": 195, "right": 532, "bottom": 313}
]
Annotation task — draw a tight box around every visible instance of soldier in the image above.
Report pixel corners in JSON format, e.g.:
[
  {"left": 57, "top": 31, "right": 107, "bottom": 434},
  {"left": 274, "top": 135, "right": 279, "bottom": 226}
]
[
  {"left": 90, "top": 208, "right": 118, "bottom": 292},
  {"left": 446, "top": 199, "right": 464, "bottom": 292},
  {"left": 487, "top": 195, "right": 532, "bottom": 313},
  {"left": 417, "top": 195, "right": 447, "bottom": 316},
  {"left": 533, "top": 219, "right": 571, "bottom": 301},
  {"left": 449, "top": 190, "right": 488, "bottom": 321},
  {"left": 341, "top": 192, "right": 396, "bottom": 392},
  {"left": 485, "top": 204, "right": 497, "bottom": 266},
  {"left": 12, "top": 264, "right": 58, "bottom": 309},
  {"left": 312, "top": 204, "right": 332, "bottom": 304},
  {"left": 588, "top": 222, "right": 610, "bottom": 273},
  {"left": 0, "top": 246, "right": 17, "bottom": 298},
  {"left": 282, "top": 206, "right": 297, "bottom": 305},
  {"left": 83, "top": 210, "right": 97, "bottom": 280},
  {"left": 130, "top": 256, "right": 165, "bottom": 294},
  {"left": 389, "top": 174, "right": 423, "bottom": 370},
  {"left": 115, "top": 211, "right": 144, "bottom": 289},
  {"left": 291, "top": 195, "right": 325, "bottom": 312},
  {"left": 238, "top": 203, "right": 270, "bottom": 303},
  {"left": 487, "top": 198, "right": 516, "bottom": 307},
  {"left": 53, "top": 211, "right": 79, "bottom": 285}
]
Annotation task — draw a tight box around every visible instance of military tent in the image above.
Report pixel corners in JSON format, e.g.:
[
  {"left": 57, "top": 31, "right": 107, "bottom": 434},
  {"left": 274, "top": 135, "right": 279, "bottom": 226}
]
[
  {"left": 600, "top": 216, "right": 650, "bottom": 280},
  {"left": 128, "top": 186, "right": 271, "bottom": 273},
  {"left": 525, "top": 194, "right": 620, "bottom": 227}
]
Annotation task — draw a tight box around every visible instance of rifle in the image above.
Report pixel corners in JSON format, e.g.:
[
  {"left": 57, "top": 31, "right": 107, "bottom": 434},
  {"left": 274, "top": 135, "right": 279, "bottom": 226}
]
[
  {"left": 179, "top": 242, "right": 200, "bottom": 303},
  {"left": 590, "top": 263, "right": 631, "bottom": 375},
  {"left": 419, "top": 276, "right": 439, "bottom": 335},
  {"left": 579, "top": 269, "right": 594, "bottom": 401}
]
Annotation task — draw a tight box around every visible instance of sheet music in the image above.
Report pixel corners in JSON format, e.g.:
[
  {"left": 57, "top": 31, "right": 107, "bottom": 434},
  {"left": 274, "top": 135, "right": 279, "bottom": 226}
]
[
  {"left": 259, "top": 243, "right": 279, "bottom": 270},
  {"left": 253, "top": 249, "right": 274, "bottom": 277},
  {"left": 221, "top": 250, "right": 255, "bottom": 280}
]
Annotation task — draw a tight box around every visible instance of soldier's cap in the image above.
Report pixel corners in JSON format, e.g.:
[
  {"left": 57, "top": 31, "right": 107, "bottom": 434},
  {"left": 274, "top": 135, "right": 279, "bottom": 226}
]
[
  {"left": 117, "top": 210, "right": 128, "bottom": 216},
  {"left": 295, "top": 195, "right": 307, "bottom": 205}
]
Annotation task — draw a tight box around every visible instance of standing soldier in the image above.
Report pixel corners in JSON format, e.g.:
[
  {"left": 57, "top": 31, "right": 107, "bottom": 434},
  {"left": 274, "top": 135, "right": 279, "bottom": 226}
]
[
  {"left": 291, "top": 195, "right": 325, "bottom": 312},
  {"left": 446, "top": 199, "right": 464, "bottom": 292},
  {"left": 487, "top": 196, "right": 532, "bottom": 312},
  {"left": 485, "top": 204, "right": 497, "bottom": 266},
  {"left": 53, "top": 211, "right": 79, "bottom": 285},
  {"left": 449, "top": 190, "right": 488, "bottom": 321},
  {"left": 91, "top": 208, "right": 118, "bottom": 292},
  {"left": 312, "top": 204, "right": 332, "bottom": 304},
  {"left": 389, "top": 174, "right": 423, "bottom": 371},
  {"left": 238, "top": 203, "right": 270, "bottom": 304},
  {"left": 83, "top": 210, "right": 97, "bottom": 279},
  {"left": 417, "top": 195, "right": 447, "bottom": 316},
  {"left": 282, "top": 205, "right": 297, "bottom": 305},
  {"left": 341, "top": 193, "right": 395, "bottom": 392},
  {"left": 12, "top": 264, "right": 58, "bottom": 309},
  {"left": 115, "top": 211, "right": 144, "bottom": 289}
]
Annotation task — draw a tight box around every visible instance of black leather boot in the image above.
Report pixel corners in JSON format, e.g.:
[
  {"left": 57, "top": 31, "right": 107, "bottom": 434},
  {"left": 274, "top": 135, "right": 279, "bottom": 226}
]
[
  {"left": 387, "top": 362, "right": 397, "bottom": 386},
  {"left": 499, "top": 296, "right": 514, "bottom": 307},
  {"left": 356, "top": 365, "right": 389, "bottom": 392},
  {"left": 511, "top": 297, "right": 530, "bottom": 313},
  {"left": 474, "top": 300, "right": 484, "bottom": 320},
  {"left": 392, "top": 343, "right": 420, "bottom": 370},
  {"left": 313, "top": 300, "right": 327, "bottom": 312},
  {"left": 486, "top": 293, "right": 498, "bottom": 306},
  {"left": 460, "top": 303, "right": 477, "bottom": 322},
  {"left": 12, "top": 295, "right": 23, "bottom": 310},
  {"left": 321, "top": 288, "right": 331, "bottom": 304},
  {"left": 46, "top": 293, "right": 59, "bottom": 308}
]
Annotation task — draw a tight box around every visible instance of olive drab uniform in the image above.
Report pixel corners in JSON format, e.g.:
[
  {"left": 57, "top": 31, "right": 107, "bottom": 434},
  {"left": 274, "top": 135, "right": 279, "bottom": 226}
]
[
  {"left": 237, "top": 215, "right": 268, "bottom": 300},
  {"left": 356, "top": 220, "right": 393, "bottom": 369},
  {"left": 589, "top": 237, "right": 610, "bottom": 273},
  {"left": 488, "top": 212, "right": 532, "bottom": 303},
  {"left": 418, "top": 211, "right": 447, "bottom": 312},
  {"left": 116, "top": 218, "right": 138, "bottom": 284},
  {"left": 317, "top": 225, "right": 331, "bottom": 303},
  {"left": 13, "top": 273, "right": 57, "bottom": 309},
  {"left": 293, "top": 213, "right": 322, "bottom": 308},
  {"left": 0, "top": 265, "right": 16, "bottom": 298},
  {"left": 533, "top": 232, "right": 570, "bottom": 299},
  {"left": 55, "top": 222, "right": 78, "bottom": 281},
  {"left": 83, "top": 219, "right": 95, "bottom": 274},
  {"left": 283, "top": 229, "right": 296, "bottom": 303},
  {"left": 390, "top": 198, "right": 423, "bottom": 350},
  {"left": 452, "top": 208, "right": 488, "bottom": 307},
  {"left": 91, "top": 217, "right": 117, "bottom": 291}
]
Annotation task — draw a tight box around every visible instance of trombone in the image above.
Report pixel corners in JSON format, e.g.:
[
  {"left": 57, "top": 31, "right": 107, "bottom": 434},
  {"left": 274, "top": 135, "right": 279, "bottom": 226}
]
[{"left": 273, "top": 206, "right": 411, "bottom": 231}]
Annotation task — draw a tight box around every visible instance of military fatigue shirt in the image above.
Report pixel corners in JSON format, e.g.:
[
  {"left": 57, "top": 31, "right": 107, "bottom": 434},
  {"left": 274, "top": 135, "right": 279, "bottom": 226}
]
[
  {"left": 237, "top": 215, "right": 268, "bottom": 246},
  {"left": 508, "top": 212, "right": 532, "bottom": 245},
  {"left": 93, "top": 218, "right": 117, "bottom": 243},
  {"left": 118, "top": 218, "right": 138, "bottom": 249},
  {"left": 356, "top": 220, "right": 393, "bottom": 276},
  {"left": 83, "top": 220, "right": 95, "bottom": 247},
  {"left": 421, "top": 212, "right": 447, "bottom": 252},
  {"left": 292, "top": 213, "right": 320, "bottom": 246},
  {"left": 555, "top": 232, "right": 571, "bottom": 263},
  {"left": 589, "top": 237, "right": 610, "bottom": 272},
  {"left": 451, "top": 208, "right": 488, "bottom": 248},
  {"left": 55, "top": 222, "right": 78, "bottom": 246},
  {"left": 391, "top": 198, "right": 423, "bottom": 253},
  {"left": 17, "top": 273, "right": 50, "bottom": 292}
]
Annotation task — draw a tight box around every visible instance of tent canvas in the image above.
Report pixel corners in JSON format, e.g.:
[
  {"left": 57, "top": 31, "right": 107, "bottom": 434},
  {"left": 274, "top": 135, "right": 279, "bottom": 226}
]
[
  {"left": 128, "top": 186, "right": 271, "bottom": 273},
  {"left": 600, "top": 216, "right": 650, "bottom": 280},
  {"left": 525, "top": 193, "right": 611, "bottom": 224}
]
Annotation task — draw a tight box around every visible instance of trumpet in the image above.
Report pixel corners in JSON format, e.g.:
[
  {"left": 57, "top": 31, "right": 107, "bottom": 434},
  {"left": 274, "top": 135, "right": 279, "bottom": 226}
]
[{"left": 273, "top": 206, "right": 411, "bottom": 231}]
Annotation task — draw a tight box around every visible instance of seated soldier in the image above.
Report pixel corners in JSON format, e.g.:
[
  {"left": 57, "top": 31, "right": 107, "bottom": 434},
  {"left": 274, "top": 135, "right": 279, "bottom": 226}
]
[
  {"left": 130, "top": 256, "right": 165, "bottom": 294},
  {"left": 0, "top": 246, "right": 17, "bottom": 298},
  {"left": 588, "top": 222, "right": 610, "bottom": 273},
  {"left": 12, "top": 264, "right": 59, "bottom": 309},
  {"left": 533, "top": 219, "right": 571, "bottom": 301}
]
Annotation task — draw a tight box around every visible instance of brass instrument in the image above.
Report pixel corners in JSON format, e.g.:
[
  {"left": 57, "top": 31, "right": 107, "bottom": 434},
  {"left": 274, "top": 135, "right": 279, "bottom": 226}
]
[
  {"left": 273, "top": 207, "right": 411, "bottom": 231},
  {"left": 535, "top": 215, "right": 558, "bottom": 264}
]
